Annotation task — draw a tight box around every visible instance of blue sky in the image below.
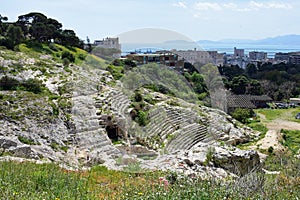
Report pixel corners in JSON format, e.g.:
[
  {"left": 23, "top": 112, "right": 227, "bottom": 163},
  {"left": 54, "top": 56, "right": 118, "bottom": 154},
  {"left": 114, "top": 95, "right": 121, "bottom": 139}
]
[{"left": 1, "top": 0, "right": 300, "bottom": 42}]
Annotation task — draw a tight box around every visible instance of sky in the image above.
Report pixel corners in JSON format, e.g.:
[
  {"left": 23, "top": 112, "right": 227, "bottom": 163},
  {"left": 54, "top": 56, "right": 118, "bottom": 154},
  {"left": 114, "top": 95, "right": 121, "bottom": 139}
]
[{"left": 1, "top": 0, "right": 300, "bottom": 43}]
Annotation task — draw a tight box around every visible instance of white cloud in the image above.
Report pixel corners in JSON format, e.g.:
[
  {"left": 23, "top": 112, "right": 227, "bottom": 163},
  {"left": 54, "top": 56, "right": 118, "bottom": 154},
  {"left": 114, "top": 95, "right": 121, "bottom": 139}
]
[
  {"left": 195, "top": 2, "right": 222, "bottom": 11},
  {"left": 223, "top": 3, "right": 238, "bottom": 10},
  {"left": 191, "top": 1, "right": 293, "bottom": 14},
  {"left": 246, "top": 1, "right": 293, "bottom": 11},
  {"left": 249, "top": 1, "right": 264, "bottom": 10},
  {"left": 172, "top": 1, "right": 187, "bottom": 9}
]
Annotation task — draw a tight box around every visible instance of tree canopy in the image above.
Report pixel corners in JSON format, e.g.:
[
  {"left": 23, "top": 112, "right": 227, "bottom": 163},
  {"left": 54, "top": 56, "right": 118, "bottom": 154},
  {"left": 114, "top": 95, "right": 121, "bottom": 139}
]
[
  {"left": 218, "top": 62, "right": 300, "bottom": 101},
  {"left": 0, "top": 12, "right": 82, "bottom": 49}
]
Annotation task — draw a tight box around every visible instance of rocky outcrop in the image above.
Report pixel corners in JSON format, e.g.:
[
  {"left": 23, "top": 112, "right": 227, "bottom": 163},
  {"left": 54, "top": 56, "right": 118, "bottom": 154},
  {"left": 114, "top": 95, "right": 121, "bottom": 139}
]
[
  {"left": 212, "top": 146, "right": 261, "bottom": 176},
  {"left": 138, "top": 142, "right": 260, "bottom": 179},
  {"left": 202, "top": 107, "right": 259, "bottom": 145}
]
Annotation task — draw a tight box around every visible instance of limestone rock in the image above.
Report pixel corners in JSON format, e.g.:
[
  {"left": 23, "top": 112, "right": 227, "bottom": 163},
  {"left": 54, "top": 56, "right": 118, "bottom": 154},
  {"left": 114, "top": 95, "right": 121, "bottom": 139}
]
[
  {"left": 0, "top": 137, "right": 18, "bottom": 149},
  {"left": 212, "top": 146, "right": 260, "bottom": 176},
  {"left": 9, "top": 146, "right": 41, "bottom": 159}
]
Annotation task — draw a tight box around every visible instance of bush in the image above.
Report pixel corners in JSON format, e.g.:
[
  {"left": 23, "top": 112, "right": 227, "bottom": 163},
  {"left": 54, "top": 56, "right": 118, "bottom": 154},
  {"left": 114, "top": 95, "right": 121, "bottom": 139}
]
[
  {"left": 23, "top": 78, "right": 45, "bottom": 94},
  {"left": 61, "top": 51, "right": 75, "bottom": 63},
  {"left": 18, "top": 136, "right": 37, "bottom": 145},
  {"left": 0, "top": 76, "right": 45, "bottom": 94},
  {"left": 106, "top": 64, "right": 124, "bottom": 80},
  {"left": 0, "top": 76, "right": 20, "bottom": 90},
  {"left": 0, "top": 38, "right": 14, "bottom": 50},
  {"left": 78, "top": 53, "right": 86, "bottom": 60},
  {"left": 136, "top": 110, "right": 148, "bottom": 126},
  {"left": 49, "top": 43, "right": 58, "bottom": 51},
  {"left": 231, "top": 108, "right": 252, "bottom": 124},
  {"left": 62, "top": 58, "right": 70, "bottom": 66},
  {"left": 133, "top": 90, "right": 143, "bottom": 102}
]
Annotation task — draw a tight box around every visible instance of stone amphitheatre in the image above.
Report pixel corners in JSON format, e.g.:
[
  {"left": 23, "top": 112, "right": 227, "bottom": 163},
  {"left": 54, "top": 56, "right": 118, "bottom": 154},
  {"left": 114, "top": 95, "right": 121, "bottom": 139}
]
[{"left": 0, "top": 49, "right": 262, "bottom": 179}]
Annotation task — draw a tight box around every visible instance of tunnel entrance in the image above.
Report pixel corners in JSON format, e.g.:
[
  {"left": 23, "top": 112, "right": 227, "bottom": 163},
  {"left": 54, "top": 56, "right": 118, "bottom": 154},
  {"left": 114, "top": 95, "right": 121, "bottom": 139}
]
[
  {"left": 104, "top": 115, "right": 121, "bottom": 142},
  {"left": 106, "top": 125, "right": 119, "bottom": 141}
]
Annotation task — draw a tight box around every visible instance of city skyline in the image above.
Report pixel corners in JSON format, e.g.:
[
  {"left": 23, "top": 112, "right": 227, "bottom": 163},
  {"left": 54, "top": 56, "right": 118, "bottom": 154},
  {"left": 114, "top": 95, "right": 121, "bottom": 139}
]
[{"left": 1, "top": 0, "right": 300, "bottom": 42}]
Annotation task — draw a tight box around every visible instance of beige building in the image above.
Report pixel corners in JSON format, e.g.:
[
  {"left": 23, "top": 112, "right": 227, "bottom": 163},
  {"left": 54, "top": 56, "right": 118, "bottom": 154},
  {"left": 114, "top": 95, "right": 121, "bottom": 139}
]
[
  {"left": 234, "top": 47, "right": 244, "bottom": 57},
  {"left": 173, "top": 49, "right": 224, "bottom": 65},
  {"left": 249, "top": 51, "right": 267, "bottom": 61}
]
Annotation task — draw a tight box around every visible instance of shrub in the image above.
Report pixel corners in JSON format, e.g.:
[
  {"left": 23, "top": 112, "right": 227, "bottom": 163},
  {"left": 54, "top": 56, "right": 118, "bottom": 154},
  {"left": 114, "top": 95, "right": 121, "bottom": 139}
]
[
  {"left": 61, "top": 51, "right": 75, "bottom": 63},
  {"left": 106, "top": 64, "right": 124, "bottom": 80},
  {"left": 23, "top": 78, "right": 45, "bottom": 94},
  {"left": 78, "top": 53, "right": 86, "bottom": 60},
  {"left": 62, "top": 58, "right": 70, "bottom": 66},
  {"left": 136, "top": 110, "right": 148, "bottom": 126},
  {"left": 48, "top": 43, "right": 58, "bottom": 51},
  {"left": 133, "top": 90, "right": 143, "bottom": 102},
  {"left": 18, "top": 136, "right": 37, "bottom": 145},
  {"left": 0, "top": 38, "right": 14, "bottom": 50},
  {"left": 0, "top": 76, "right": 20, "bottom": 90},
  {"left": 231, "top": 108, "right": 252, "bottom": 124}
]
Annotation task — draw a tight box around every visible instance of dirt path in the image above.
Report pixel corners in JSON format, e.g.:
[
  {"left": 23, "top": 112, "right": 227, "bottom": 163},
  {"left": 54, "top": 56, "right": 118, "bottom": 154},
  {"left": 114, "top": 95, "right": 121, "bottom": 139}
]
[
  {"left": 266, "top": 119, "right": 300, "bottom": 131},
  {"left": 249, "top": 113, "right": 300, "bottom": 152},
  {"left": 254, "top": 130, "right": 284, "bottom": 151}
]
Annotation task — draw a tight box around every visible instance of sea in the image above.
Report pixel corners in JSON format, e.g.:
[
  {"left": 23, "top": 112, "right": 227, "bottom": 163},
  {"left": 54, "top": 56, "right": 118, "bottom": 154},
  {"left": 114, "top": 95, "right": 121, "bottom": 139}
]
[
  {"left": 122, "top": 43, "right": 300, "bottom": 58},
  {"left": 199, "top": 43, "right": 300, "bottom": 58}
]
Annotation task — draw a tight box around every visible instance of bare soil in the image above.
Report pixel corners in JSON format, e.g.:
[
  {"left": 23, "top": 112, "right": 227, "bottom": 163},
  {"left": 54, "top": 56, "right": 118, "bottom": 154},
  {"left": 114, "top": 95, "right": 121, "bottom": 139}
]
[
  {"left": 266, "top": 119, "right": 300, "bottom": 131},
  {"left": 249, "top": 113, "right": 300, "bottom": 152}
]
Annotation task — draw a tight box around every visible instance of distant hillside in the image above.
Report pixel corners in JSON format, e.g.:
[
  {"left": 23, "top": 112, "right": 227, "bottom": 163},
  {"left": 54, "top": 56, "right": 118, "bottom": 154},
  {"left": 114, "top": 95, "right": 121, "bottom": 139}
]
[
  {"left": 258, "top": 35, "right": 300, "bottom": 45},
  {"left": 198, "top": 34, "right": 300, "bottom": 46}
]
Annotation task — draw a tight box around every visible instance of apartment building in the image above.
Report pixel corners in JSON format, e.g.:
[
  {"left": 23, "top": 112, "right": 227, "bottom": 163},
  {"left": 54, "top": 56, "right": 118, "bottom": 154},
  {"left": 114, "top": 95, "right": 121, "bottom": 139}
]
[
  {"left": 249, "top": 51, "right": 267, "bottom": 61},
  {"left": 173, "top": 49, "right": 224, "bottom": 65}
]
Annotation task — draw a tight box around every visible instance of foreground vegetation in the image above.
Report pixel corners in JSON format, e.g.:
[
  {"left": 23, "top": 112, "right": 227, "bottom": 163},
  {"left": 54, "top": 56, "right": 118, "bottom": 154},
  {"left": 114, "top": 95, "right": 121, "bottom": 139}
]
[{"left": 0, "top": 158, "right": 299, "bottom": 200}]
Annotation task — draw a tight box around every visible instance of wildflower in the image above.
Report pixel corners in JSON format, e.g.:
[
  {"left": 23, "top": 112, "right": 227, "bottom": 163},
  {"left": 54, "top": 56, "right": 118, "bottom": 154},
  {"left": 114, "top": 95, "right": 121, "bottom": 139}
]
[
  {"left": 159, "top": 177, "right": 165, "bottom": 184},
  {"left": 138, "top": 192, "right": 143, "bottom": 195},
  {"left": 163, "top": 179, "right": 169, "bottom": 191},
  {"left": 158, "top": 177, "right": 169, "bottom": 191}
]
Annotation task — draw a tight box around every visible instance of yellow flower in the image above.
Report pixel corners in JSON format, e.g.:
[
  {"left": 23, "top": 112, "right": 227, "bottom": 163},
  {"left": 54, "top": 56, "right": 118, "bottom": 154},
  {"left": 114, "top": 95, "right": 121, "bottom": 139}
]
[{"left": 138, "top": 192, "right": 143, "bottom": 195}]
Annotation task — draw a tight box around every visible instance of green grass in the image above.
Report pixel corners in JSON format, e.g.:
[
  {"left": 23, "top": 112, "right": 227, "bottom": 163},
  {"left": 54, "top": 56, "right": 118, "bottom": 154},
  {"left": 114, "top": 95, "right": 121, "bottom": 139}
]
[
  {"left": 281, "top": 129, "right": 300, "bottom": 153},
  {"left": 0, "top": 161, "right": 94, "bottom": 199},
  {"left": 255, "top": 108, "right": 300, "bottom": 122},
  {"left": 237, "top": 121, "right": 268, "bottom": 149},
  {"left": 17, "top": 43, "right": 91, "bottom": 67},
  {"left": 0, "top": 161, "right": 299, "bottom": 199},
  {"left": 248, "top": 122, "right": 268, "bottom": 139},
  {"left": 18, "top": 136, "right": 39, "bottom": 145}
]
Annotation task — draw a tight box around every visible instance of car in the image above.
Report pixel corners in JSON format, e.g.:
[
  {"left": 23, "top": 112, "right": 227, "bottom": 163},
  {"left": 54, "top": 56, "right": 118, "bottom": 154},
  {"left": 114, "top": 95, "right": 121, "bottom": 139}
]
[
  {"left": 289, "top": 103, "right": 298, "bottom": 108},
  {"left": 275, "top": 103, "right": 288, "bottom": 109},
  {"left": 295, "top": 113, "right": 300, "bottom": 119}
]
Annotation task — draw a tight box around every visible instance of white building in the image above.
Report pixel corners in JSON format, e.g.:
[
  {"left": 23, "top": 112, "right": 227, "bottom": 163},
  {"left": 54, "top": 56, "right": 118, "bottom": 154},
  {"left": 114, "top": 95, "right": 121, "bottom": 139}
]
[{"left": 94, "top": 37, "right": 121, "bottom": 50}]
